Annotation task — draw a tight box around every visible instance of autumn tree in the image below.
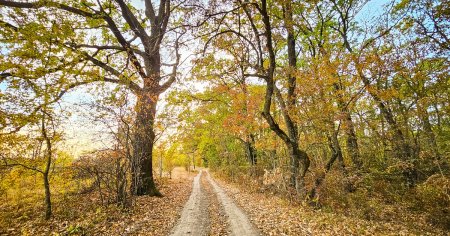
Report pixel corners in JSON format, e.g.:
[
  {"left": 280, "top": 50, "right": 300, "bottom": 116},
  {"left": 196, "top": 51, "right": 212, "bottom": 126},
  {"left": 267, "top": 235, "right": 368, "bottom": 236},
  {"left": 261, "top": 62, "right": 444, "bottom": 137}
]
[
  {"left": 394, "top": 0, "right": 449, "bottom": 53},
  {"left": 328, "top": 0, "right": 449, "bottom": 186},
  {"left": 0, "top": 103, "right": 61, "bottom": 219},
  {"left": 197, "top": 0, "right": 311, "bottom": 192},
  {"left": 191, "top": 40, "right": 265, "bottom": 167},
  {"left": 0, "top": 0, "right": 188, "bottom": 195}
]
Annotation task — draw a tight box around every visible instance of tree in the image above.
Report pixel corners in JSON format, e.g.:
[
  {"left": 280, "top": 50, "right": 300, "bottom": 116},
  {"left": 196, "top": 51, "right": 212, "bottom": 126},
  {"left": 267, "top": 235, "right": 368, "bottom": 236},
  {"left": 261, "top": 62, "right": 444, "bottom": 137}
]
[
  {"left": 0, "top": 0, "right": 187, "bottom": 195},
  {"left": 191, "top": 52, "right": 264, "bottom": 167},
  {"left": 0, "top": 37, "right": 65, "bottom": 218},
  {"left": 0, "top": 108, "right": 60, "bottom": 220},
  {"left": 329, "top": 0, "right": 421, "bottom": 186},
  {"left": 196, "top": 0, "right": 311, "bottom": 192},
  {"left": 394, "top": 0, "right": 449, "bottom": 53}
]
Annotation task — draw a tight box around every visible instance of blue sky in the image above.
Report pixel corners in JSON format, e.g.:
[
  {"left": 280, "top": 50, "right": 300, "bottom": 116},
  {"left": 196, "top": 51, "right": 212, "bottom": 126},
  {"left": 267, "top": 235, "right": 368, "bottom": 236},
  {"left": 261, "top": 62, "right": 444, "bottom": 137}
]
[
  {"left": 132, "top": 0, "right": 145, "bottom": 9},
  {"left": 357, "top": 0, "right": 392, "bottom": 26}
]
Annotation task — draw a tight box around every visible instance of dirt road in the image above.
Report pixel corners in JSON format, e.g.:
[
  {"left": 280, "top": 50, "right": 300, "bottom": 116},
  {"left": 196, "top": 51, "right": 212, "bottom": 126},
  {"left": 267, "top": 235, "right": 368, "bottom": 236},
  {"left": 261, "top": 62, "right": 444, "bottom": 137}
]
[{"left": 170, "top": 170, "right": 259, "bottom": 236}]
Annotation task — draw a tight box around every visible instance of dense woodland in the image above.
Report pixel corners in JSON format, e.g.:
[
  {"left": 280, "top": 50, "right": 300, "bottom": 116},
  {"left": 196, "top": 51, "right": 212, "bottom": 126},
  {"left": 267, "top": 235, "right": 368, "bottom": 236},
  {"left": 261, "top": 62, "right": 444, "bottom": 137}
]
[{"left": 0, "top": 0, "right": 449, "bottom": 234}]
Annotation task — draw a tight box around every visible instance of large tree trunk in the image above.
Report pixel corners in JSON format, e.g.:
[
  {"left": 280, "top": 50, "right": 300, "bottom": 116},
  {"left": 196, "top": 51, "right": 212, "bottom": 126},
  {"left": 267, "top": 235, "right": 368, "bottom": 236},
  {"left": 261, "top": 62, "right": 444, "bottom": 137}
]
[
  {"left": 283, "top": 2, "right": 310, "bottom": 190},
  {"left": 273, "top": 87, "right": 310, "bottom": 190},
  {"left": 288, "top": 143, "right": 309, "bottom": 193},
  {"left": 131, "top": 90, "right": 161, "bottom": 196},
  {"left": 244, "top": 0, "right": 310, "bottom": 195}
]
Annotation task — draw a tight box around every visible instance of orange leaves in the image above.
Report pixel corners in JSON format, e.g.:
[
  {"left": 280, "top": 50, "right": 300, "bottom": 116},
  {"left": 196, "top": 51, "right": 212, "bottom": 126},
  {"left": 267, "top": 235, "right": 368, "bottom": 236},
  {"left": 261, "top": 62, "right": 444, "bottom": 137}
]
[{"left": 221, "top": 86, "right": 264, "bottom": 139}]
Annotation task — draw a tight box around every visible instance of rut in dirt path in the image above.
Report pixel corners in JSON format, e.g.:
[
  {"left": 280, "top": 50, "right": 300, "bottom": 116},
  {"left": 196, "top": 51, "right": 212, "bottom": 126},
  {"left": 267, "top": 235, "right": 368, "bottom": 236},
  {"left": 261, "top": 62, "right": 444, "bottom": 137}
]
[
  {"left": 170, "top": 170, "right": 210, "bottom": 236},
  {"left": 170, "top": 170, "right": 259, "bottom": 236},
  {"left": 206, "top": 172, "right": 259, "bottom": 236}
]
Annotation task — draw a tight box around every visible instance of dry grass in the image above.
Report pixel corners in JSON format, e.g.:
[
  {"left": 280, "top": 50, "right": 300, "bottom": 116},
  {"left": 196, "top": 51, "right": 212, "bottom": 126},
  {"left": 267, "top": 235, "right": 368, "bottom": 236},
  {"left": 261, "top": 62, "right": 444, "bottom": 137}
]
[
  {"left": 0, "top": 167, "right": 195, "bottom": 235},
  {"left": 214, "top": 174, "right": 447, "bottom": 236}
]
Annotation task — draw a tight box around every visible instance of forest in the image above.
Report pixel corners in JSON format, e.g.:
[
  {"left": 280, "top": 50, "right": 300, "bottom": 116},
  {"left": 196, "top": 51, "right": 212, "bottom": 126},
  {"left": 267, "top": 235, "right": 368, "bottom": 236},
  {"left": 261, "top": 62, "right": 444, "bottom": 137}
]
[{"left": 0, "top": 0, "right": 449, "bottom": 235}]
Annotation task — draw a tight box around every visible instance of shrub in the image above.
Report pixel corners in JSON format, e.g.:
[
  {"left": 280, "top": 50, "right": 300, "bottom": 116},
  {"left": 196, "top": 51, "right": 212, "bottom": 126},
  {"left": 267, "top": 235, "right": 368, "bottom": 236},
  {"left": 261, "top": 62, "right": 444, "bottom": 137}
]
[
  {"left": 415, "top": 174, "right": 450, "bottom": 229},
  {"left": 74, "top": 149, "right": 130, "bottom": 207}
]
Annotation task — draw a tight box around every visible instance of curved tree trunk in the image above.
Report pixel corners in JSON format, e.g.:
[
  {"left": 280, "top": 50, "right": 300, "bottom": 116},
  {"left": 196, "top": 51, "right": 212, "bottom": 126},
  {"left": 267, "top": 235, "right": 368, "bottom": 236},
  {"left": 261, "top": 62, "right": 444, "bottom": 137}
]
[
  {"left": 290, "top": 144, "right": 309, "bottom": 193},
  {"left": 241, "top": 0, "right": 310, "bottom": 194},
  {"left": 308, "top": 122, "right": 345, "bottom": 200}
]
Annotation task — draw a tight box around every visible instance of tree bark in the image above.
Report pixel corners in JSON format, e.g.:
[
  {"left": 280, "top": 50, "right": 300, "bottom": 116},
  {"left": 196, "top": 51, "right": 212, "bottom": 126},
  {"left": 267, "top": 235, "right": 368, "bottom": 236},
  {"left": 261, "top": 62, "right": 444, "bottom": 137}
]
[
  {"left": 283, "top": 1, "right": 310, "bottom": 189},
  {"left": 244, "top": 135, "right": 257, "bottom": 166},
  {"left": 239, "top": 1, "right": 310, "bottom": 192},
  {"left": 43, "top": 170, "right": 51, "bottom": 220},
  {"left": 333, "top": 82, "right": 362, "bottom": 169},
  {"left": 131, "top": 89, "right": 161, "bottom": 196},
  {"left": 344, "top": 113, "right": 361, "bottom": 168},
  {"left": 41, "top": 114, "right": 52, "bottom": 220}
]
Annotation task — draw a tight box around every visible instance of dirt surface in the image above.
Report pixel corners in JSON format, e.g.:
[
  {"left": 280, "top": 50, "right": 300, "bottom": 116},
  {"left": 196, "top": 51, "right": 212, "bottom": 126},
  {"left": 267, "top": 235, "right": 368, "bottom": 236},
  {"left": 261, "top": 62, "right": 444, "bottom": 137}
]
[
  {"left": 202, "top": 172, "right": 230, "bottom": 236},
  {"left": 170, "top": 170, "right": 210, "bottom": 236},
  {"left": 206, "top": 172, "right": 260, "bottom": 236},
  {"left": 170, "top": 170, "right": 259, "bottom": 236}
]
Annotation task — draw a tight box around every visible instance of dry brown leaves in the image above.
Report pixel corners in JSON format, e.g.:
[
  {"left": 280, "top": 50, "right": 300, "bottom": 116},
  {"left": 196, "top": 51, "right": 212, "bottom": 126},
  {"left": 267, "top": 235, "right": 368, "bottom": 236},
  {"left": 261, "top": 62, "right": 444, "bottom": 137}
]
[
  {"left": 104, "top": 176, "right": 193, "bottom": 236},
  {"left": 1, "top": 168, "right": 194, "bottom": 236},
  {"left": 214, "top": 178, "right": 447, "bottom": 236}
]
